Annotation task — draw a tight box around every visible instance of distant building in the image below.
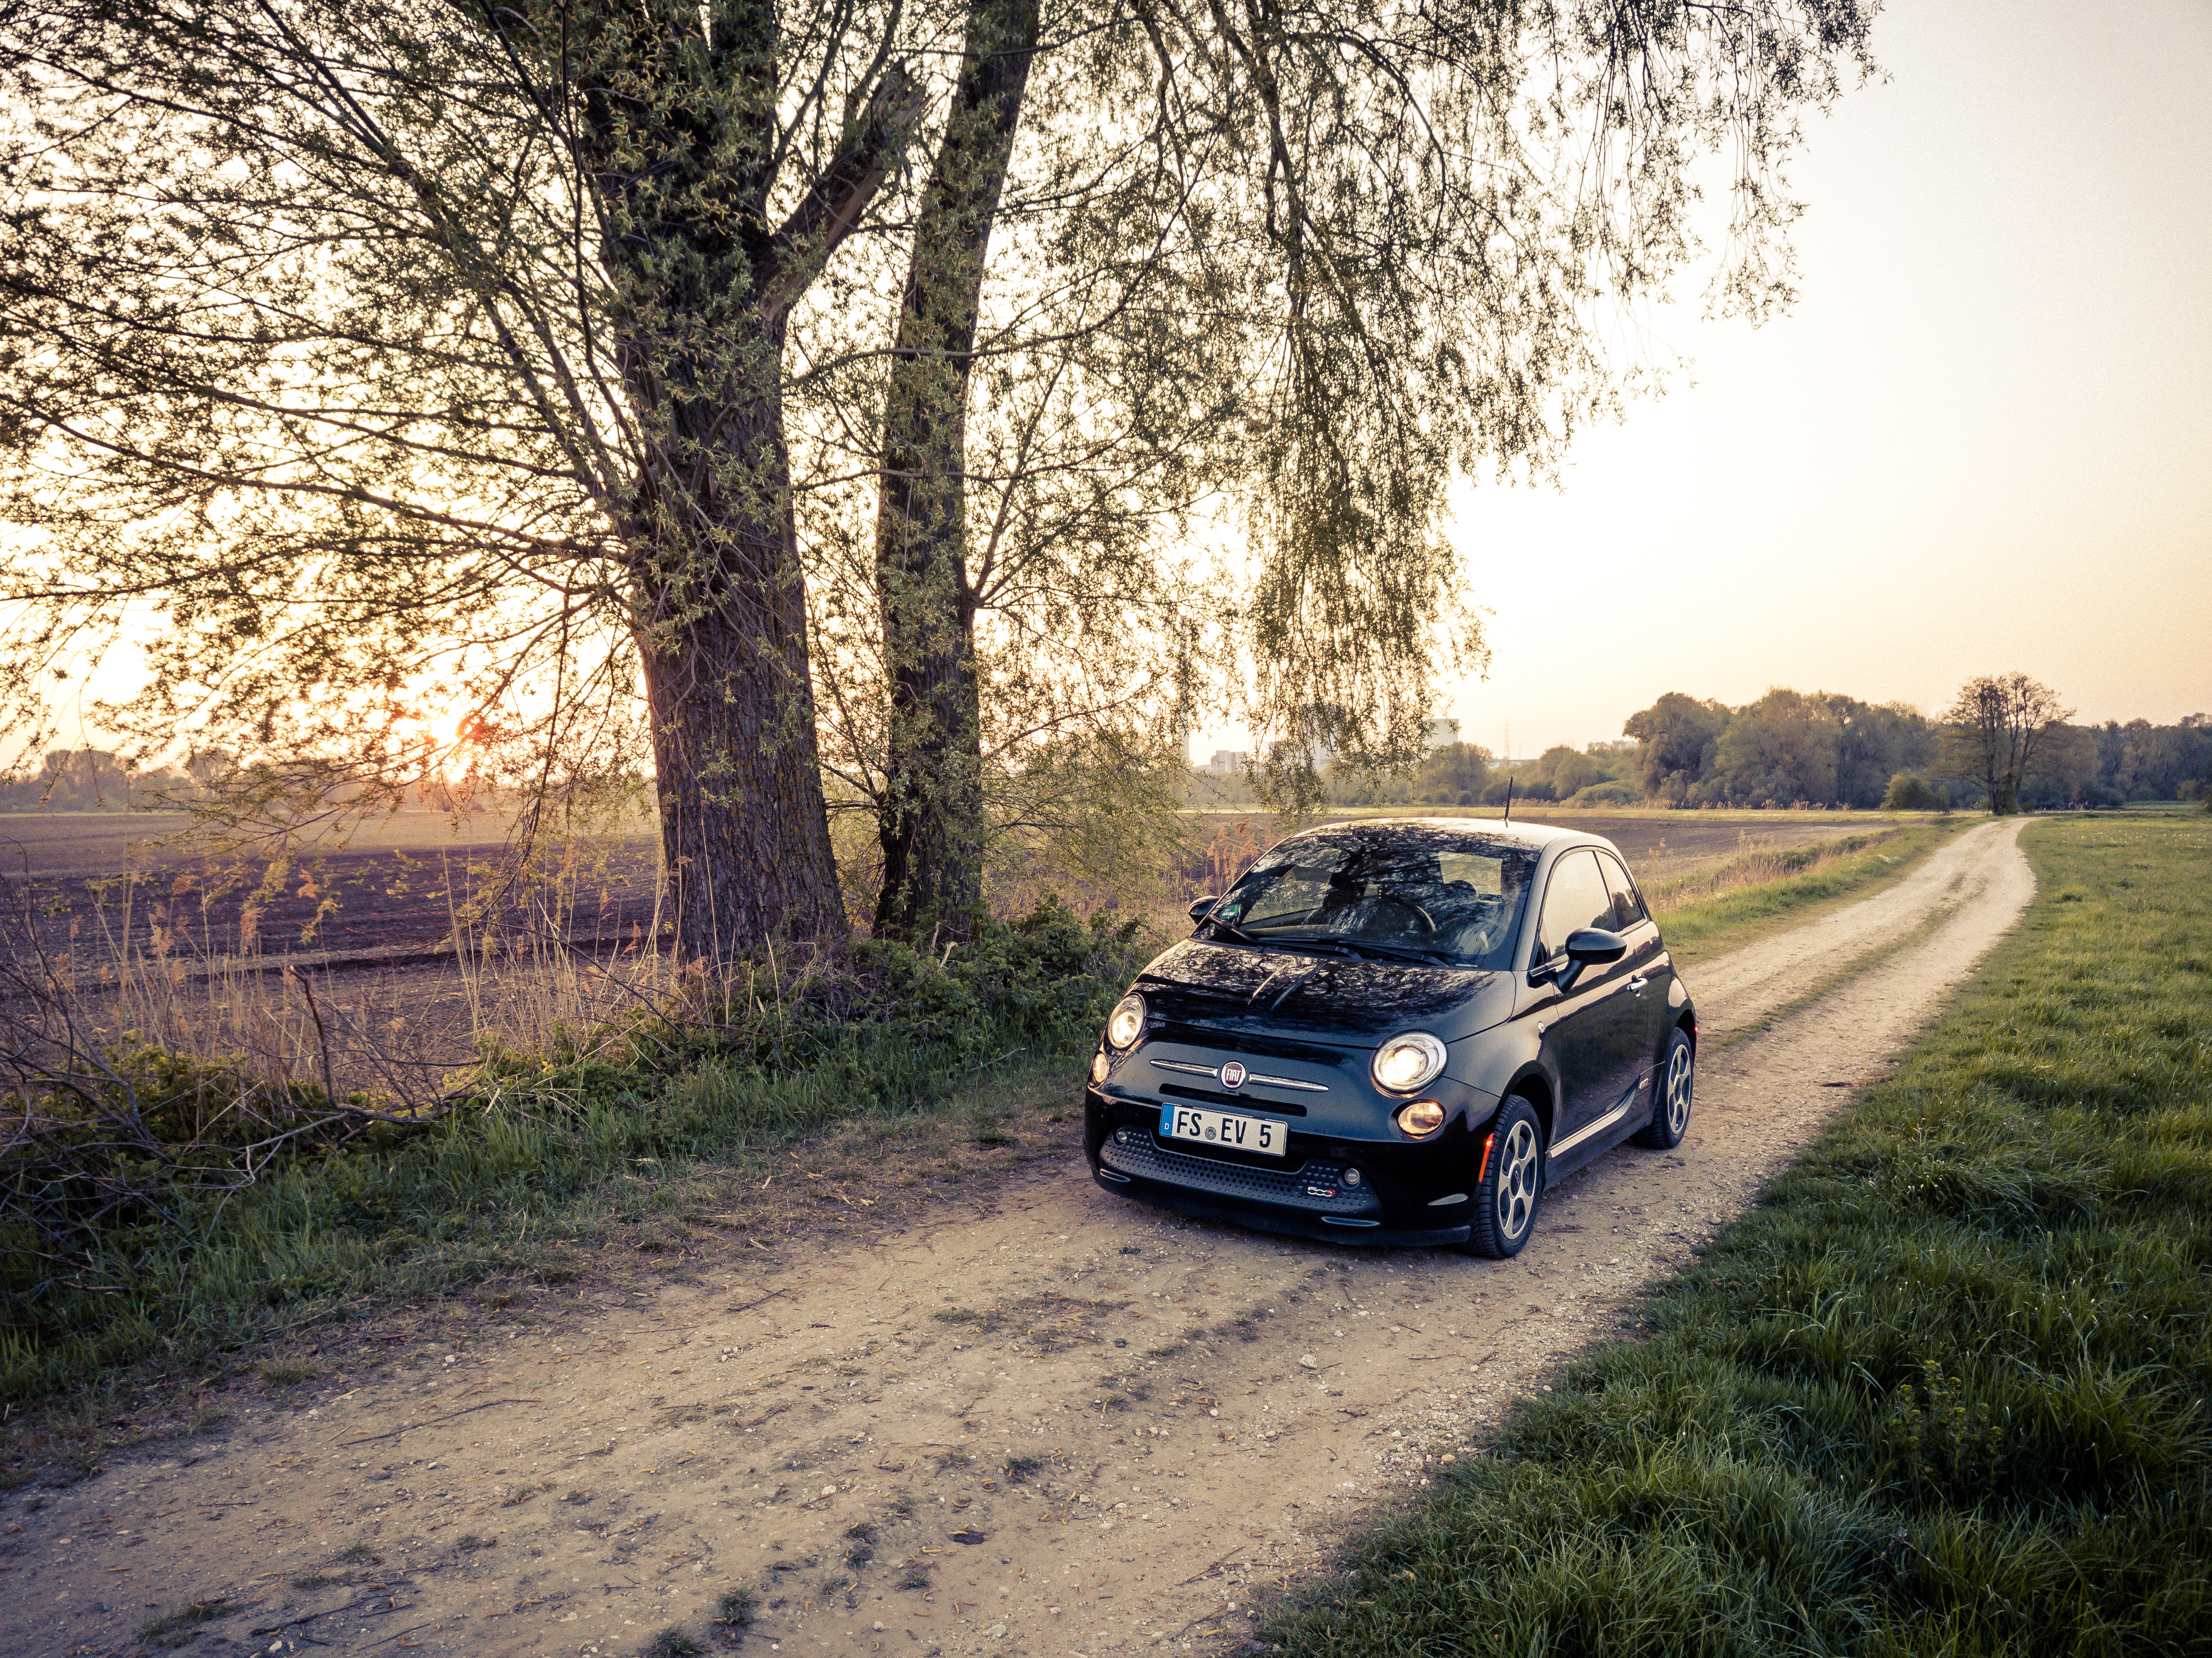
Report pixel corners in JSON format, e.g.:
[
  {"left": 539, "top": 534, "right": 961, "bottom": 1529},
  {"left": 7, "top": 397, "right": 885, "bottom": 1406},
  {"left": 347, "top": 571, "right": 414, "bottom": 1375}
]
[
  {"left": 1205, "top": 750, "right": 1248, "bottom": 775},
  {"left": 1421, "top": 718, "right": 1461, "bottom": 752}
]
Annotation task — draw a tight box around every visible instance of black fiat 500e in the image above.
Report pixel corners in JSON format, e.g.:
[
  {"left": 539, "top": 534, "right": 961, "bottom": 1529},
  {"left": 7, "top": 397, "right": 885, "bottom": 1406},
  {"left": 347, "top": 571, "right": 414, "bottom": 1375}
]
[{"left": 1083, "top": 818, "right": 1696, "bottom": 1256}]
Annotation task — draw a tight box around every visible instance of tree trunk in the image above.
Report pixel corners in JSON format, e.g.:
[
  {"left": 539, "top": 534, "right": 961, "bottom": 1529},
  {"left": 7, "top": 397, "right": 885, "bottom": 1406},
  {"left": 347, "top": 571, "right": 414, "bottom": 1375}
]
[
  {"left": 872, "top": 0, "right": 1042, "bottom": 941},
  {"left": 569, "top": 14, "right": 924, "bottom": 965},
  {"left": 631, "top": 340, "right": 848, "bottom": 960}
]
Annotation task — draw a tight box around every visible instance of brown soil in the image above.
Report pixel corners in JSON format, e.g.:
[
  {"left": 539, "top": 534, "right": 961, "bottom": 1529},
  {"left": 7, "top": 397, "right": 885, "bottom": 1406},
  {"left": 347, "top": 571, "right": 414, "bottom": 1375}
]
[
  {"left": 0, "top": 821, "right": 2033, "bottom": 1658},
  {"left": 0, "top": 811, "right": 661, "bottom": 970}
]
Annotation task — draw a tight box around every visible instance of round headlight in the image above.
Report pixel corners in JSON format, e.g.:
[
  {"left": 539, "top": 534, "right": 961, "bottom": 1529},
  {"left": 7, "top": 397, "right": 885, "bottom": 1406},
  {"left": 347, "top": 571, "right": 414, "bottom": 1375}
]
[
  {"left": 1395, "top": 1099, "right": 1447, "bottom": 1137},
  {"left": 1105, "top": 991, "right": 1147, "bottom": 1051},
  {"left": 1372, "top": 1031, "right": 1446, "bottom": 1093}
]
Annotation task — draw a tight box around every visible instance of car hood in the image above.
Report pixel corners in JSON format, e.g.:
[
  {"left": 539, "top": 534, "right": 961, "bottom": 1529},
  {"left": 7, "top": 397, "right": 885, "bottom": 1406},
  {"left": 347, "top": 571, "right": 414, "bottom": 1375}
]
[{"left": 1131, "top": 938, "right": 1514, "bottom": 1046}]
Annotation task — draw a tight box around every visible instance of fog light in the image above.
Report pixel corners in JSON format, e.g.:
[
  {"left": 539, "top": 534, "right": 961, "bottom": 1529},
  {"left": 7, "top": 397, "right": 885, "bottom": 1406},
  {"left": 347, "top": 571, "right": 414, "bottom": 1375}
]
[
  {"left": 1344, "top": 1168, "right": 1362, "bottom": 1186},
  {"left": 1090, "top": 1050, "right": 1110, "bottom": 1084},
  {"left": 1395, "top": 1099, "right": 1446, "bottom": 1137}
]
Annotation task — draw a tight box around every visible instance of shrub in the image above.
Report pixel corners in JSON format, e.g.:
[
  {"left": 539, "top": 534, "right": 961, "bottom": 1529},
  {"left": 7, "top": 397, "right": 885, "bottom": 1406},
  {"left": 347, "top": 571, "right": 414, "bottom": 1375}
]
[
  {"left": 1567, "top": 781, "right": 1638, "bottom": 806},
  {"left": 1882, "top": 771, "right": 1945, "bottom": 811}
]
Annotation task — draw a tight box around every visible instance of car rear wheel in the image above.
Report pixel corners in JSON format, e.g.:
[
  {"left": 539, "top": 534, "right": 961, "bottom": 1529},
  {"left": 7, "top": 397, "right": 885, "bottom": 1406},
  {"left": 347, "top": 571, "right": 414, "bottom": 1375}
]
[
  {"left": 1632, "top": 1028, "right": 1694, "bottom": 1150},
  {"left": 1463, "top": 1097, "right": 1543, "bottom": 1258}
]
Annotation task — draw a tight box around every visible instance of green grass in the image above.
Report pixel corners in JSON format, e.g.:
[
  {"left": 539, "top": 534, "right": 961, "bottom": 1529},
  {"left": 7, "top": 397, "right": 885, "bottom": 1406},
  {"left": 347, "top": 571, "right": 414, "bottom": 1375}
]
[
  {"left": 1257, "top": 814, "right": 2212, "bottom": 1656},
  {"left": 137, "top": 1598, "right": 242, "bottom": 1647},
  {"left": 1651, "top": 819, "right": 1964, "bottom": 966},
  {"left": 1, "top": 903, "right": 1149, "bottom": 1405}
]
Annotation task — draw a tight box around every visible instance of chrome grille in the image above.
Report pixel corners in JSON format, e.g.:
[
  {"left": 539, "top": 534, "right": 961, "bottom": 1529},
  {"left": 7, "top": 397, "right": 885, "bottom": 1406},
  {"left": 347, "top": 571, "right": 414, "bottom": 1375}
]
[
  {"left": 1152, "top": 1057, "right": 1327, "bottom": 1093},
  {"left": 1160, "top": 1082, "right": 1307, "bottom": 1115}
]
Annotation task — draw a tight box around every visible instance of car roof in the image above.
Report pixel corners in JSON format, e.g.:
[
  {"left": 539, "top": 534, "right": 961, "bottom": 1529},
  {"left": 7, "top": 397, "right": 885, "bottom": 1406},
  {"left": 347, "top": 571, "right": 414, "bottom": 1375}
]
[{"left": 1282, "top": 815, "right": 1614, "bottom": 858}]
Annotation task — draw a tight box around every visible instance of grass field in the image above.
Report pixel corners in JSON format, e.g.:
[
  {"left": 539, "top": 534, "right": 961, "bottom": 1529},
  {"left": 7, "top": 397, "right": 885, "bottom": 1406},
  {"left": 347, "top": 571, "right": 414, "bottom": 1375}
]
[{"left": 1254, "top": 812, "right": 2212, "bottom": 1656}]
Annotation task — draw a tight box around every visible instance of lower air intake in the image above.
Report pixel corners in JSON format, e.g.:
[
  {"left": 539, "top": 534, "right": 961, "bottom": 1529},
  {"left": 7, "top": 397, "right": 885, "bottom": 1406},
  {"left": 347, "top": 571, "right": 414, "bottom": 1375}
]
[{"left": 1100, "top": 1132, "right": 1382, "bottom": 1217}]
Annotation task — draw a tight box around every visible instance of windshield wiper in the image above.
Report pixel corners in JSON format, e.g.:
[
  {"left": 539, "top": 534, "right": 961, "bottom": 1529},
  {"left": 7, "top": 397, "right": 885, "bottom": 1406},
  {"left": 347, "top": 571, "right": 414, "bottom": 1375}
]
[
  {"left": 1261, "top": 932, "right": 1452, "bottom": 966},
  {"left": 1201, "top": 914, "right": 1268, "bottom": 949},
  {"left": 1348, "top": 940, "right": 1458, "bottom": 965}
]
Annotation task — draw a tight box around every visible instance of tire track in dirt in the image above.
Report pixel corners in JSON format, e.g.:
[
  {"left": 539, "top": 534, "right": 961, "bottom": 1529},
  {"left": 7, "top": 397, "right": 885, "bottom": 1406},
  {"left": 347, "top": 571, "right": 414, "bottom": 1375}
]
[{"left": 0, "top": 822, "right": 2033, "bottom": 1658}]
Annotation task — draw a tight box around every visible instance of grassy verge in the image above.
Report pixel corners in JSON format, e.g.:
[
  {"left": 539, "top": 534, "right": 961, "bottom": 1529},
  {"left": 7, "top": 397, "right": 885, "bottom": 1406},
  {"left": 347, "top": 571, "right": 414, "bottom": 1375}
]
[
  {"left": 1651, "top": 818, "right": 1963, "bottom": 967},
  {"left": 1257, "top": 813, "right": 2212, "bottom": 1656},
  {"left": 0, "top": 904, "right": 1148, "bottom": 1409}
]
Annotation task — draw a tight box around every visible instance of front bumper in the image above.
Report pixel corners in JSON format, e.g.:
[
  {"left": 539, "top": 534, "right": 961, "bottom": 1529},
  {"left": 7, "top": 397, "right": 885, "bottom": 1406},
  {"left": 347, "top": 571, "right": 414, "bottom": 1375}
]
[{"left": 1084, "top": 1084, "right": 1489, "bottom": 1247}]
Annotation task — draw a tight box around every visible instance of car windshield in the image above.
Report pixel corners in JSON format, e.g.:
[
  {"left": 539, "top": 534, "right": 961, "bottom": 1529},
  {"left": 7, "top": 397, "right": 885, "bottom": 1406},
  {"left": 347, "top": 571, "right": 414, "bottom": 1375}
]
[{"left": 1211, "top": 828, "right": 1538, "bottom": 969}]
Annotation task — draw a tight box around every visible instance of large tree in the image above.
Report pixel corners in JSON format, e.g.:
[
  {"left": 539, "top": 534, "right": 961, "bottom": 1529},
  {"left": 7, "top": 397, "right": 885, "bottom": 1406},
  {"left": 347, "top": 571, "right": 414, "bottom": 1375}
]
[
  {"left": 0, "top": 0, "right": 939, "bottom": 960},
  {"left": 0, "top": 0, "right": 1881, "bottom": 957},
  {"left": 1942, "top": 673, "right": 2072, "bottom": 815},
  {"left": 836, "top": 0, "right": 1884, "bottom": 933},
  {"left": 867, "top": 0, "right": 1047, "bottom": 938},
  {"left": 1626, "top": 692, "right": 1731, "bottom": 802}
]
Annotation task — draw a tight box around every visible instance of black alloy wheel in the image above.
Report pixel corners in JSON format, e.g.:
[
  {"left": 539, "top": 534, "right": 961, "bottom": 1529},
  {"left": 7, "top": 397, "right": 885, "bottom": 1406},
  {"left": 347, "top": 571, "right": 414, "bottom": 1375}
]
[
  {"left": 1463, "top": 1096, "right": 1543, "bottom": 1258},
  {"left": 1633, "top": 1027, "right": 1694, "bottom": 1150}
]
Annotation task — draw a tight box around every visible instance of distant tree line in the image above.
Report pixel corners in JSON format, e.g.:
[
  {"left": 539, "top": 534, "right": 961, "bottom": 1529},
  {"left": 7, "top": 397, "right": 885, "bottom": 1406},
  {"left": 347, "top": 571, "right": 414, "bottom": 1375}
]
[
  {"left": 1621, "top": 689, "right": 1938, "bottom": 808},
  {"left": 1345, "top": 689, "right": 1928, "bottom": 811},
  {"left": 1267, "top": 680, "right": 2212, "bottom": 814},
  {"left": 0, "top": 748, "right": 199, "bottom": 812},
  {"left": 2081, "top": 717, "right": 2212, "bottom": 806},
  {"left": 0, "top": 747, "right": 516, "bottom": 815},
  {"left": 32, "top": 689, "right": 2204, "bottom": 822},
  {"left": 1366, "top": 740, "right": 1643, "bottom": 809}
]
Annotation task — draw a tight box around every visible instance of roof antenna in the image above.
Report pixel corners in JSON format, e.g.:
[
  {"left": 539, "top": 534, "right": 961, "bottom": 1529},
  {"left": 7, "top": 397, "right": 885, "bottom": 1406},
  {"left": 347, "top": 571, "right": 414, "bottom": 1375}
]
[{"left": 1502, "top": 774, "right": 1513, "bottom": 825}]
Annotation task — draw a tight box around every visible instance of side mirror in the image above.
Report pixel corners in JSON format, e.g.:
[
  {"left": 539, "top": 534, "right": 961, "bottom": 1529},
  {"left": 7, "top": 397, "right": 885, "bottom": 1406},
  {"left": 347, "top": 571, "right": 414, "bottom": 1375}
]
[
  {"left": 1564, "top": 928, "right": 1628, "bottom": 965},
  {"left": 1542, "top": 928, "right": 1627, "bottom": 994},
  {"left": 1187, "top": 895, "right": 1219, "bottom": 923}
]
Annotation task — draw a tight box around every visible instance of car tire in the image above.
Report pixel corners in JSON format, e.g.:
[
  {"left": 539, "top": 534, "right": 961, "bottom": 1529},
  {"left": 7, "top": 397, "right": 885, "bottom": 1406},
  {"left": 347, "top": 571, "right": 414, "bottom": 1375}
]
[
  {"left": 1462, "top": 1097, "right": 1544, "bottom": 1258},
  {"left": 1632, "top": 1027, "right": 1694, "bottom": 1150}
]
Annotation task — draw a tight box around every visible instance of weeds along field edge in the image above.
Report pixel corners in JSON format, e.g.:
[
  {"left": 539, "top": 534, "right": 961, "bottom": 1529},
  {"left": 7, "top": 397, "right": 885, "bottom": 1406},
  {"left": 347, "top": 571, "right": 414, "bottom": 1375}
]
[
  {"left": 0, "top": 902, "right": 1152, "bottom": 1406},
  {"left": 1256, "top": 813, "right": 2212, "bottom": 1657}
]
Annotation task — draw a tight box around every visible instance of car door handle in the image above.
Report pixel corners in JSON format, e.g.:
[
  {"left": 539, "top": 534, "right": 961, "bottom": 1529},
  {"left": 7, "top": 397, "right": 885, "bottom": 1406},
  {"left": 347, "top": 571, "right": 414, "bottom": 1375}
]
[{"left": 1628, "top": 976, "right": 1650, "bottom": 995}]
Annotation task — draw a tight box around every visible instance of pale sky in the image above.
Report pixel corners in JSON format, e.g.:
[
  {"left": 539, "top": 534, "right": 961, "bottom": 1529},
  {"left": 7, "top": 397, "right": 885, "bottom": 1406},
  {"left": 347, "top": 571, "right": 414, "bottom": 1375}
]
[{"left": 1202, "top": 0, "right": 2212, "bottom": 762}]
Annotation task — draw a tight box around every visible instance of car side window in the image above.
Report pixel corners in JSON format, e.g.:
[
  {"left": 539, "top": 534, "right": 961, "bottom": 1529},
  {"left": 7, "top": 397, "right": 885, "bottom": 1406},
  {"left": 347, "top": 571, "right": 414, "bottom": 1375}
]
[
  {"left": 1597, "top": 853, "right": 1647, "bottom": 929},
  {"left": 1533, "top": 850, "right": 1614, "bottom": 963}
]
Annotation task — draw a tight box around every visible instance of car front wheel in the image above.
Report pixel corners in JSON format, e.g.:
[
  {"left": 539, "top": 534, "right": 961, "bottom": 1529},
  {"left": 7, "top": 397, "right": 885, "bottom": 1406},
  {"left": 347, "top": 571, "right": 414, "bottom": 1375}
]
[
  {"left": 1463, "top": 1097, "right": 1543, "bottom": 1258},
  {"left": 1633, "top": 1027, "right": 1694, "bottom": 1150}
]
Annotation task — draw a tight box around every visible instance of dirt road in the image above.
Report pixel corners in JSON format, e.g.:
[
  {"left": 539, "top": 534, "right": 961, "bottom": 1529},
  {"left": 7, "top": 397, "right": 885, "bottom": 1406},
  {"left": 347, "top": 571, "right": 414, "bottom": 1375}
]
[{"left": 0, "top": 821, "right": 2034, "bottom": 1658}]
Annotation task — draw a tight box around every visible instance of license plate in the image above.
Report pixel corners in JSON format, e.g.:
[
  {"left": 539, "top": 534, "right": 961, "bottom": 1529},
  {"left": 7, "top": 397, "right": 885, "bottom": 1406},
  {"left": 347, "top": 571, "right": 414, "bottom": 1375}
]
[{"left": 1161, "top": 1103, "right": 1288, "bottom": 1158}]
